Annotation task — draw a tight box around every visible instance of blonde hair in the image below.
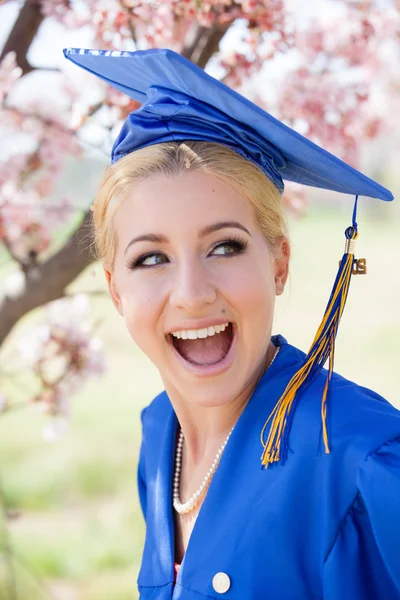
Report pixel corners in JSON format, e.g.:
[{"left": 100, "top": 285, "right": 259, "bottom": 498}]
[{"left": 92, "top": 141, "right": 288, "bottom": 267}]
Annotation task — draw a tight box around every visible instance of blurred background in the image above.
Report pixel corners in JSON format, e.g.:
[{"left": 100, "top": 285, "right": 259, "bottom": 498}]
[{"left": 0, "top": 1, "right": 399, "bottom": 599}]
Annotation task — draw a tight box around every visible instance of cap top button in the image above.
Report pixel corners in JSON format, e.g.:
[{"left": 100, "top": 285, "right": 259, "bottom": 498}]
[{"left": 212, "top": 572, "right": 231, "bottom": 594}]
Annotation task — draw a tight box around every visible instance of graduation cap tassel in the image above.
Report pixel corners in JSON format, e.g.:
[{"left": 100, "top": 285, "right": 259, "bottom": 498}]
[{"left": 261, "top": 197, "right": 361, "bottom": 467}]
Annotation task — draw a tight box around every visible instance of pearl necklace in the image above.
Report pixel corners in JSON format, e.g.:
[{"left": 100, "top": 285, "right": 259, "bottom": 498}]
[
  {"left": 173, "top": 345, "right": 280, "bottom": 515},
  {"left": 173, "top": 425, "right": 234, "bottom": 514}
]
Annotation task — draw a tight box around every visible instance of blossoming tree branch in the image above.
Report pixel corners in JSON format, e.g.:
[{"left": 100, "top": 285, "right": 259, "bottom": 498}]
[{"left": 0, "top": 0, "right": 398, "bottom": 428}]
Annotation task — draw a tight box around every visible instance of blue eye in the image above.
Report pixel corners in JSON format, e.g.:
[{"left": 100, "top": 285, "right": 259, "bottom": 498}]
[
  {"left": 211, "top": 238, "right": 248, "bottom": 256},
  {"left": 128, "top": 253, "right": 168, "bottom": 269},
  {"left": 140, "top": 254, "right": 167, "bottom": 267},
  {"left": 127, "top": 237, "right": 248, "bottom": 270}
]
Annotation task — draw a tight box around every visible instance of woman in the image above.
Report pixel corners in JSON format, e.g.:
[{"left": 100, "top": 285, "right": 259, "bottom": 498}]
[{"left": 65, "top": 48, "right": 400, "bottom": 599}]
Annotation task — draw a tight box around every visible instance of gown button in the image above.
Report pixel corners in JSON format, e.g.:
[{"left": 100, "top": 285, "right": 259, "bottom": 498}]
[{"left": 212, "top": 572, "right": 231, "bottom": 594}]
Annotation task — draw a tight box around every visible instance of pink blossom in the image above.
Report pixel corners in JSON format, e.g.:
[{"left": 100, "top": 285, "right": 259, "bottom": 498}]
[
  {"left": 17, "top": 294, "right": 106, "bottom": 419},
  {"left": 0, "top": 52, "right": 22, "bottom": 103},
  {"left": 40, "top": 0, "right": 88, "bottom": 27},
  {"left": 0, "top": 171, "right": 76, "bottom": 258},
  {"left": 40, "top": 0, "right": 70, "bottom": 20},
  {"left": 0, "top": 73, "right": 82, "bottom": 257}
]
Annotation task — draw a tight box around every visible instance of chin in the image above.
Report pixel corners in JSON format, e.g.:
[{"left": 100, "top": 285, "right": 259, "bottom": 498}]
[{"left": 162, "top": 369, "right": 249, "bottom": 411}]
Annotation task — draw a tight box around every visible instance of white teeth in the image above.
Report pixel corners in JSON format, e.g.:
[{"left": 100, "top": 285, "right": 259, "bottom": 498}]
[{"left": 171, "top": 322, "right": 230, "bottom": 340}]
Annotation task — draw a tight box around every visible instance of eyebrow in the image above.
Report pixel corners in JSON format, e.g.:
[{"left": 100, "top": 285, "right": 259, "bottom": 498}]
[{"left": 124, "top": 221, "right": 251, "bottom": 255}]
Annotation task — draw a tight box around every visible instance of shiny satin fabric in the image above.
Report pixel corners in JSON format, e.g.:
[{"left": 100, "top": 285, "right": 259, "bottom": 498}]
[
  {"left": 111, "top": 87, "right": 285, "bottom": 193},
  {"left": 137, "top": 336, "right": 400, "bottom": 599},
  {"left": 63, "top": 48, "right": 393, "bottom": 202}
]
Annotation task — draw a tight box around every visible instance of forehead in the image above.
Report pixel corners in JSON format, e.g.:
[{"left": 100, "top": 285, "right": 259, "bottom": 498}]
[{"left": 114, "top": 170, "right": 255, "bottom": 236}]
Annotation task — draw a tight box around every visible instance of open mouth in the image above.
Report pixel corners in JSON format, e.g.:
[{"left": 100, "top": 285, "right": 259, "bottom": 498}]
[{"left": 169, "top": 322, "right": 235, "bottom": 367}]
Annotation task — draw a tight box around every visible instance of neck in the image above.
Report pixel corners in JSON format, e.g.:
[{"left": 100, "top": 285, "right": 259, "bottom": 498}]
[{"left": 165, "top": 341, "right": 277, "bottom": 468}]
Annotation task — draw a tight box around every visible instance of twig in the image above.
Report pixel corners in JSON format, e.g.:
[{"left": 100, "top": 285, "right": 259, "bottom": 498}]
[
  {"left": 119, "top": 0, "right": 137, "bottom": 44},
  {"left": 0, "top": 239, "right": 24, "bottom": 269},
  {"left": 2, "top": 104, "right": 111, "bottom": 159}
]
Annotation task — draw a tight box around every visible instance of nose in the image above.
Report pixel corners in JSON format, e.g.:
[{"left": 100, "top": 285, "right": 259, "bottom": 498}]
[{"left": 169, "top": 257, "right": 217, "bottom": 312}]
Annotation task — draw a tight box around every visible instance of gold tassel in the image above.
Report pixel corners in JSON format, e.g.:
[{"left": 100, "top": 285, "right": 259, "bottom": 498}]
[{"left": 261, "top": 201, "right": 362, "bottom": 467}]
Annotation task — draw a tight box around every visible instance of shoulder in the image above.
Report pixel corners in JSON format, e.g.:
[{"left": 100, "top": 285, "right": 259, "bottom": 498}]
[
  {"left": 321, "top": 367, "right": 400, "bottom": 457},
  {"left": 276, "top": 340, "right": 400, "bottom": 552},
  {"left": 273, "top": 336, "right": 400, "bottom": 462}
]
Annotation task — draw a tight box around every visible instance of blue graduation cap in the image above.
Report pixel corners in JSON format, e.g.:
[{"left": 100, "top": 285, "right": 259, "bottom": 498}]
[
  {"left": 64, "top": 47, "right": 394, "bottom": 467},
  {"left": 64, "top": 47, "right": 392, "bottom": 201}
]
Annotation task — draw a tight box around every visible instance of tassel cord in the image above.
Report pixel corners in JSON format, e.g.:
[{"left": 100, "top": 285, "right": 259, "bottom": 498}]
[{"left": 260, "top": 206, "right": 359, "bottom": 467}]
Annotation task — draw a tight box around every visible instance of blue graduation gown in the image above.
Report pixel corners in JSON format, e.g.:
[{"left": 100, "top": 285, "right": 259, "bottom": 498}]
[{"left": 137, "top": 335, "right": 400, "bottom": 599}]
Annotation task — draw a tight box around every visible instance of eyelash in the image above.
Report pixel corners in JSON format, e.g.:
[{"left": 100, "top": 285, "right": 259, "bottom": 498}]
[{"left": 126, "top": 236, "right": 248, "bottom": 270}]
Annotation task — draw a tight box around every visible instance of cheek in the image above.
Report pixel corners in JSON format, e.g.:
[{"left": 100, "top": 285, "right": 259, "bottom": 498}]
[
  {"left": 225, "top": 259, "right": 275, "bottom": 314},
  {"left": 227, "top": 260, "right": 276, "bottom": 352},
  {"left": 119, "top": 286, "right": 163, "bottom": 357}
]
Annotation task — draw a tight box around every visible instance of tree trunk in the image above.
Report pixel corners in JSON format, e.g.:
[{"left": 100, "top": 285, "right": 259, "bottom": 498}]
[
  {"left": 181, "top": 21, "right": 231, "bottom": 69},
  {"left": 191, "top": 22, "right": 231, "bottom": 69},
  {"left": 0, "top": 1, "right": 45, "bottom": 74},
  {"left": 0, "top": 211, "right": 95, "bottom": 346}
]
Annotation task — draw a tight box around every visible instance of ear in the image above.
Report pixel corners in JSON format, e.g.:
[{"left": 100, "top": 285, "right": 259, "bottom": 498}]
[
  {"left": 274, "top": 237, "right": 290, "bottom": 296},
  {"left": 103, "top": 264, "right": 124, "bottom": 316}
]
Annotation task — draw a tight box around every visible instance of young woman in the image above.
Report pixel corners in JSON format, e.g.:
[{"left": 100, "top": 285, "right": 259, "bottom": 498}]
[{"left": 65, "top": 48, "right": 400, "bottom": 599}]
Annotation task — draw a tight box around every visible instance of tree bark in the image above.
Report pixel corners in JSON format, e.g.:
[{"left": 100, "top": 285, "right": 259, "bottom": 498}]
[
  {"left": 0, "top": 211, "right": 95, "bottom": 346},
  {"left": 181, "top": 21, "right": 231, "bottom": 69},
  {"left": 192, "top": 22, "right": 232, "bottom": 70},
  {"left": 0, "top": 1, "right": 45, "bottom": 74},
  {"left": 181, "top": 24, "right": 209, "bottom": 63}
]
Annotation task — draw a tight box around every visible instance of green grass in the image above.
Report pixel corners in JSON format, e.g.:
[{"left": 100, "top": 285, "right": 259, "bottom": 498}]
[{"left": 0, "top": 206, "right": 399, "bottom": 599}]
